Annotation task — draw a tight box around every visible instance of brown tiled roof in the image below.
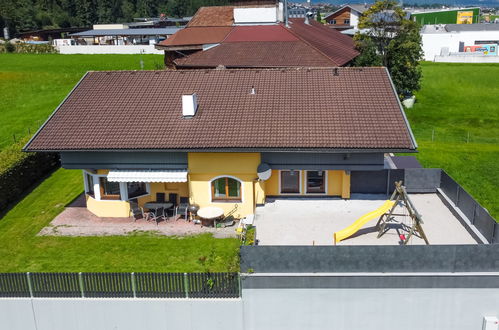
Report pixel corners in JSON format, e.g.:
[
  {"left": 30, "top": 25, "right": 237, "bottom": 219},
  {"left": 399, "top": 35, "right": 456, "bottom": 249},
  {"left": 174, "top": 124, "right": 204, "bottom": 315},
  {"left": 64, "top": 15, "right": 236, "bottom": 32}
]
[
  {"left": 174, "top": 41, "right": 336, "bottom": 67},
  {"left": 187, "top": 6, "right": 235, "bottom": 27},
  {"left": 170, "top": 19, "right": 358, "bottom": 67},
  {"left": 287, "top": 19, "right": 359, "bottom": 66},
  {"left": 158, "top": 27, "right": 232, "bottom": 47},
  {"left": 25, "top": 68, "right": 416, "bottom": 152}
]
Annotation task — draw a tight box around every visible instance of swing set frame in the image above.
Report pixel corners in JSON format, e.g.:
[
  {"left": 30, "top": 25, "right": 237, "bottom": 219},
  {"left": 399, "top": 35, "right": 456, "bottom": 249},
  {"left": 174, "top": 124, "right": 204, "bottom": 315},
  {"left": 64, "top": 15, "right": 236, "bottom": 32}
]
[{"left": 376, "top": 181, "right": 429, "bottom": 245}]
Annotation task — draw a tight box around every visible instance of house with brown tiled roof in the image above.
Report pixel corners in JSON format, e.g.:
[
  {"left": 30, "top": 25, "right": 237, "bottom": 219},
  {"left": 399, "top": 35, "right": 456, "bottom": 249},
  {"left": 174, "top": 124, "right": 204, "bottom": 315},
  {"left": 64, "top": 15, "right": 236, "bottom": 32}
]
[
  {"left": 156, "top": 5, "right": 359, "bottom": 68},
  {"left": 24, "top": 67, "right": 416, "bottom": 220},
  {"left": 324, "top": 4, "right": 371, "bottom": 31}
]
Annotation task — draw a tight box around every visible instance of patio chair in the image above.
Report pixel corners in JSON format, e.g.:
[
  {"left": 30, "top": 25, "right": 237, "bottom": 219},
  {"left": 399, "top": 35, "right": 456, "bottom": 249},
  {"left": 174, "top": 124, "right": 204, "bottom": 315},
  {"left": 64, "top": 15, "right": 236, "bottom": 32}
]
[
  {"left": 156, "top": 193, "right": 166, "bottom": 203},
  {"left": 130, "top": 199, "right": 146, "bottom": 221},
  {"left": 175, "top": 197, "right": 189, "bottom": 220},
  {"left": 165, "top": 193, "right": 178, "bottom": 217},
  {"left": 148, "top": 207, "right": 163, "bottom": 225}
]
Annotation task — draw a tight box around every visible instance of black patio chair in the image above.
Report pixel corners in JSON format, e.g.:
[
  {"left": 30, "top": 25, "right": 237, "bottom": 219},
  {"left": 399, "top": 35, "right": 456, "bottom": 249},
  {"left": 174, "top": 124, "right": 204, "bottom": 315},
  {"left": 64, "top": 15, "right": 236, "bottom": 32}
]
[
  {"left": 175, "top": 197, "right": 189, "bottom": 220},
  {"left": 166, "top": 193, "right": 178, "bottom": 217},
  {"left": 129, "top": 199, "right": 144, "bottom": 221},
  {"left": 156, "top": 193, "right": 166, "bottom": 203}
]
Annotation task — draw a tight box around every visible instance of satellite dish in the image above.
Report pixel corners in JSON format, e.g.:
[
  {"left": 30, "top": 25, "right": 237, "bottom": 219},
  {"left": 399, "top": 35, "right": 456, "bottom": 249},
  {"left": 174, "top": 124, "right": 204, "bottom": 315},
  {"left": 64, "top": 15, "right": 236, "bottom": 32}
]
[{"left": 257, "top": 163, "right": 272, "bottom": 181}]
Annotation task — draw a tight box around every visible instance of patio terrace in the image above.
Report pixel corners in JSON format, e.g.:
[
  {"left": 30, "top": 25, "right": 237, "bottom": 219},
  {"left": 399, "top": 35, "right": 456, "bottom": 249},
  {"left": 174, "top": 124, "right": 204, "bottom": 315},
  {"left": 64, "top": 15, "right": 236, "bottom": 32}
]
[
  {"left": 254, "top": 193, "right": 478, "bottom": 246},
  {"left": 39, "top": 194, "right": 236, "bottom": 238}
]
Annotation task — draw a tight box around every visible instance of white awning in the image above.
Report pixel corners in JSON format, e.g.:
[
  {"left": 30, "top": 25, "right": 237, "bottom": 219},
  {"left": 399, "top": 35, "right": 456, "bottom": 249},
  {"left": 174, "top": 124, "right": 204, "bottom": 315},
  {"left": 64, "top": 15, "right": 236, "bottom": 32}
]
[{"left": 107, "top": 170, "right": 188, "bottom": 183}]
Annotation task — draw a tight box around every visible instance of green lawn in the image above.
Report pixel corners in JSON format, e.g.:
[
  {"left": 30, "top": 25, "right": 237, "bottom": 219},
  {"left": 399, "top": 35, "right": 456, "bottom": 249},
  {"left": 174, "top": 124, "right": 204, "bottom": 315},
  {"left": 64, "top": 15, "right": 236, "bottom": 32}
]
[
  {"left": 0, "top": 53, "right": 164, "bottom": 150},
  {"left": 0, "top": 168, "right": 240, "bottom": 272},
  {"left": 406, "top": 62, "right": 499, "bottom": 219}
]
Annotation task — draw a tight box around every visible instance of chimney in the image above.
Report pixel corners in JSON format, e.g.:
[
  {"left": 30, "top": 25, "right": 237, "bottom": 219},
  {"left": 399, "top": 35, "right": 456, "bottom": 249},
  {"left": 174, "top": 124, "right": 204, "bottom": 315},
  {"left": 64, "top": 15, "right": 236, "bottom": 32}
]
[{"left": 182, "top": 93, "right": 198, "bottom": 118}]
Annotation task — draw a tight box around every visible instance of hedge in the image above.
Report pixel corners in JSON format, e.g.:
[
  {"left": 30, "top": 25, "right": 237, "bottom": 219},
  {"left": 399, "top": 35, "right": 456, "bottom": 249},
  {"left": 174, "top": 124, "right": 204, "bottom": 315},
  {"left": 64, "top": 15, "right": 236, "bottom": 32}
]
[
  {"left": 0, "top": 43, "right": 58, "bottom": 54},
  {"left": 0, "top": 138, "right": 60, "bottom": 212}
]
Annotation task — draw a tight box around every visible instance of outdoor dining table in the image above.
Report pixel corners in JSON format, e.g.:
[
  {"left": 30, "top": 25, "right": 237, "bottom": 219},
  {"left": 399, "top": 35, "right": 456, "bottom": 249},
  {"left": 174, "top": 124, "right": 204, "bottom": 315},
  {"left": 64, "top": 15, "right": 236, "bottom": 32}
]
[
  {"left": 143, "top": 202, "right": 173, "bottom": 210},
  {"left": 197, "top": 206, "right": 224, "bottom": 227}
]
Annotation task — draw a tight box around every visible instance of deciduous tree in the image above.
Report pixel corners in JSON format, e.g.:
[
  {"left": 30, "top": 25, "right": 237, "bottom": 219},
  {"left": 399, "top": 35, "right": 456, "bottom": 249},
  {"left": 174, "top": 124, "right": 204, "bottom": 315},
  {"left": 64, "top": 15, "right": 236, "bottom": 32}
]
[{"left": 354, "top": 0, "right": 423, "bottom": 97}]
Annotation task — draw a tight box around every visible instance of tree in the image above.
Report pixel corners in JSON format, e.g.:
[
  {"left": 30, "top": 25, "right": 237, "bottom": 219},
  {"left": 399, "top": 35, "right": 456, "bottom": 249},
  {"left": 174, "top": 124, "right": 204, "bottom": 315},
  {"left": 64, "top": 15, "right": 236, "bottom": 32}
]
[
  {"left": 353, "top": 0, "right": 423, "bottom": 97},
  {"left": 316, "top": 10, "right": 322, "bottom": 24}
]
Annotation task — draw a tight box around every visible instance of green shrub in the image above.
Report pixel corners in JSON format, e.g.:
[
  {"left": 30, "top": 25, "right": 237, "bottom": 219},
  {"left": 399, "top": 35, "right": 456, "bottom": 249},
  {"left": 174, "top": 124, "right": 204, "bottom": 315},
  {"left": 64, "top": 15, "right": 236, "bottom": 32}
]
[
  {"left": 0, "top": 43, "right": 58, "bottom": 54},
  {"left": 0, "top": 137, "right": 60, "bottom": 211},
  {"left": 4, "top": 42, "right": 15, "bottom": 53}
]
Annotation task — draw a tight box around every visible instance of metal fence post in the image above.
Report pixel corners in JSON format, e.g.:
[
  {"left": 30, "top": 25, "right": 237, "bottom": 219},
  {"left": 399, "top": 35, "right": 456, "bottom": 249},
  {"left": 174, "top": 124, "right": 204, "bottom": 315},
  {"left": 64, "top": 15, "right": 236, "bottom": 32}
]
[
  {"left": 238, "top": 273, "right": 242, "bottom": 298},
  {"left": 131, "top": 272, "right": 137, "bottom": 298},
  {"left": 183, "top": 273, "right": 189, "bottom": 298},
  {"left": 78, "top": 272, "right": 85, "bottom": 298},
  {"left": 26, "top": 272, "right": 34, "bottom": 298}
]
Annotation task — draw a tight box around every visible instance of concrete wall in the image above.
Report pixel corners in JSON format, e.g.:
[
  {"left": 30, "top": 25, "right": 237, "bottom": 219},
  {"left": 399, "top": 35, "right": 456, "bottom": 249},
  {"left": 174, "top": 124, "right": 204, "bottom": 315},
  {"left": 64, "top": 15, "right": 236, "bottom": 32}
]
[
  {"left": 57, "top": 45, "right": 163, "bottom": 54},
  {"left": 0, "top": 298, "right": 242, "bottom": 330},
  {"left": 422, "top": 30, "right": 499, "bottom": 61},
  {"left": 243, "top": 286, "right": 499, "bottom": 330},
  {"left": 434, "top": 55, "right": 499, "bottom": 63},
  {"left": 2, "top": 285, "right": 498, "bottom": 330}
]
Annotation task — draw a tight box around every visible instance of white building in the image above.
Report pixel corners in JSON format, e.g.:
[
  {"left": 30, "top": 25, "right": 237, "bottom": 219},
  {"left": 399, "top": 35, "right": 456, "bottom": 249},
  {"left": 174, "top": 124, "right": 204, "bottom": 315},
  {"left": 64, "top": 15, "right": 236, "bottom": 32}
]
[{"left": 421, "top": 23, "right": 499, "bottom": 62}]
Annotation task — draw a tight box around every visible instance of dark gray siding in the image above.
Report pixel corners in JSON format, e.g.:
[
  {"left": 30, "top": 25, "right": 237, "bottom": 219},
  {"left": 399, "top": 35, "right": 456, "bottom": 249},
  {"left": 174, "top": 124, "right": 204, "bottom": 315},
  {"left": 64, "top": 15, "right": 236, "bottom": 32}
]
[
  {"left": 60, "top": 152, "right": 187, "bottom": 169},
  {"left": 261, "top": 152, "right": 384, "bottom": 170}
]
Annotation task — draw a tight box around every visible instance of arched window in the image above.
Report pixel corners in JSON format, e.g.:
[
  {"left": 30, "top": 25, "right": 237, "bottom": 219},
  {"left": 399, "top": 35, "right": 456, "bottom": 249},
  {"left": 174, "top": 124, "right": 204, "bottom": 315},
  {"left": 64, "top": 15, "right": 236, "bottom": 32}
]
[{"left": 211, "top": 177, "right": 241, "bottom": 201}]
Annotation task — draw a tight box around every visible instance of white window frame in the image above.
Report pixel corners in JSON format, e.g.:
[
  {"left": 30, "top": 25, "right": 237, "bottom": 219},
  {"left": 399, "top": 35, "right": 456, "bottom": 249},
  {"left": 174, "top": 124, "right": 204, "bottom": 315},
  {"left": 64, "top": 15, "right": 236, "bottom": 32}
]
[
  {"left": 305, "top": 170, "right": 328, "bottom": 195},
  {"left": 123, "top": 182, "right": 151, "bottom": 201},
  {"left": 209, "top": 175, "right": 244, "bottom": 203},
  {"left": 278, "top": 170, "right": 302, "bottom": 195},
  {"left": 82, "top": 170, "right": 150, "bottom": 202}
]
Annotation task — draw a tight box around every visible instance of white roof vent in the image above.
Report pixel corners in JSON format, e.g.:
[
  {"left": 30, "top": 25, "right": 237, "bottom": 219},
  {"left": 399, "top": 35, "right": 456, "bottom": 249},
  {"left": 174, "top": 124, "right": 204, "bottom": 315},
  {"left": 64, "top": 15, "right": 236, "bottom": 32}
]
[{"left": 182, "top": 93, "right": 198, "bottom": 118}]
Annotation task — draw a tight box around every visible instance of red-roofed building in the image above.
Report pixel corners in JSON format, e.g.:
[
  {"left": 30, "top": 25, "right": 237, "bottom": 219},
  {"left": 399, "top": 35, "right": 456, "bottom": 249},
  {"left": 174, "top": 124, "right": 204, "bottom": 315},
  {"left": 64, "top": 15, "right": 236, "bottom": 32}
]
[{"left": 156, "top": 5, "right": 359, "bottom": 68}]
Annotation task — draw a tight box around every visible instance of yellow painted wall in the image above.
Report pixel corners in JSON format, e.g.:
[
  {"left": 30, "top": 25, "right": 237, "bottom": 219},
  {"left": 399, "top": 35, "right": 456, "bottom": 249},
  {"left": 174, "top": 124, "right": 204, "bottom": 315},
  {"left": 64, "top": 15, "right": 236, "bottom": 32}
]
[
  {"left": 188, "top": 153, "right": 261, "bottom": 218},
  {"left": 137, "top": 182, "right": 189, "bottom": 206},
  {"left": 264, "top": 170, "right": 350, "bottom": 197},
  {"left": 86, "top": 195, "right": 130, "bottom": 217}
]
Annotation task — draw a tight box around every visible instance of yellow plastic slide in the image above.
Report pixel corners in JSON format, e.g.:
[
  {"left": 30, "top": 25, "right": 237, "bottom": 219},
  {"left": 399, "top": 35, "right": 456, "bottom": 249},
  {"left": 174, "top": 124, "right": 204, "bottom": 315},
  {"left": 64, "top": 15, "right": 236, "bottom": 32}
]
[{"left": 334, "top": 200, "right": 395, "bottom": 244}]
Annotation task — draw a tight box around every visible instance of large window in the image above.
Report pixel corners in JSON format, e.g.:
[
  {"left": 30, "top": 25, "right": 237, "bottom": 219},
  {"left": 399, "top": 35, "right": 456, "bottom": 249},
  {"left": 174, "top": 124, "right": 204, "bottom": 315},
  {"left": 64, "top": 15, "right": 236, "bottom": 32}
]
[
  {"left": 127, "top": 182, "right": 148, "bottom": 199},
  {"left": 280, "top": 170, "right": 300, "bottom": 194},
  {"left": 344, "top": 19, "right": 350, "bottom": 25},
  {"left": 212, "top": 177, "right": 241, "bottom": 201},
  {"left": 306, "top": 171, "right": 326, "bottom": 194},
  {"left": 99, "top": 177, "right": 121, "bottom": 200},
  {"left": 84, "top": 172, "right": 94, "bottom": 197}
]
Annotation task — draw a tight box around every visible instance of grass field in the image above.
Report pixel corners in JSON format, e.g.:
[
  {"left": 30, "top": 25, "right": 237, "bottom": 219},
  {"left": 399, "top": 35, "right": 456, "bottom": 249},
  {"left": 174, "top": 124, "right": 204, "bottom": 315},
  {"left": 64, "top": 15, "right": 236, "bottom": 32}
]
[
  {"left": 407, "top": 62, "right": 499, "bottom": 219},
  {"left": 0, "top": 53, "right": 163, "bottom": 150},
  {"left": 0, "top": 168, "right": 240, "bottom": 272}
]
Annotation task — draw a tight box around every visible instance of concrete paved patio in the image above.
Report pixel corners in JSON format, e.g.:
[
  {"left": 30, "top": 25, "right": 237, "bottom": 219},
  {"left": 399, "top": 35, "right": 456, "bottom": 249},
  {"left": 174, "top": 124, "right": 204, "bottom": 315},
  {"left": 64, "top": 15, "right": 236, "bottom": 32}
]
[
  {"left": 39, "top": 194, "right": 237, "bottom": 238},
  {"left": 254, "top": 194, "right": 477, "bottom": 246}
]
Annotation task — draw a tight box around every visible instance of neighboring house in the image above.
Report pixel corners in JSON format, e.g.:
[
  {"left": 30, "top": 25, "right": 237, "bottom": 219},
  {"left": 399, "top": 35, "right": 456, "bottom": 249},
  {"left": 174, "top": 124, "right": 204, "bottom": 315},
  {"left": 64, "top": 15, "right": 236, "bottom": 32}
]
[
  {"left": 421, "top": 24, "right": 499, "bottom": 61},
  {"left": 155, "top": 5, "right": 359, "bottom": 68},
  {"left": 324, "top": 4, "right": 370, "bottom": 31},
  {"left": 24, "top": 67, "right": 416, "bottom": 219},
  {"left": 57, "top": 24, "right": 183, "bottom": 54}
]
